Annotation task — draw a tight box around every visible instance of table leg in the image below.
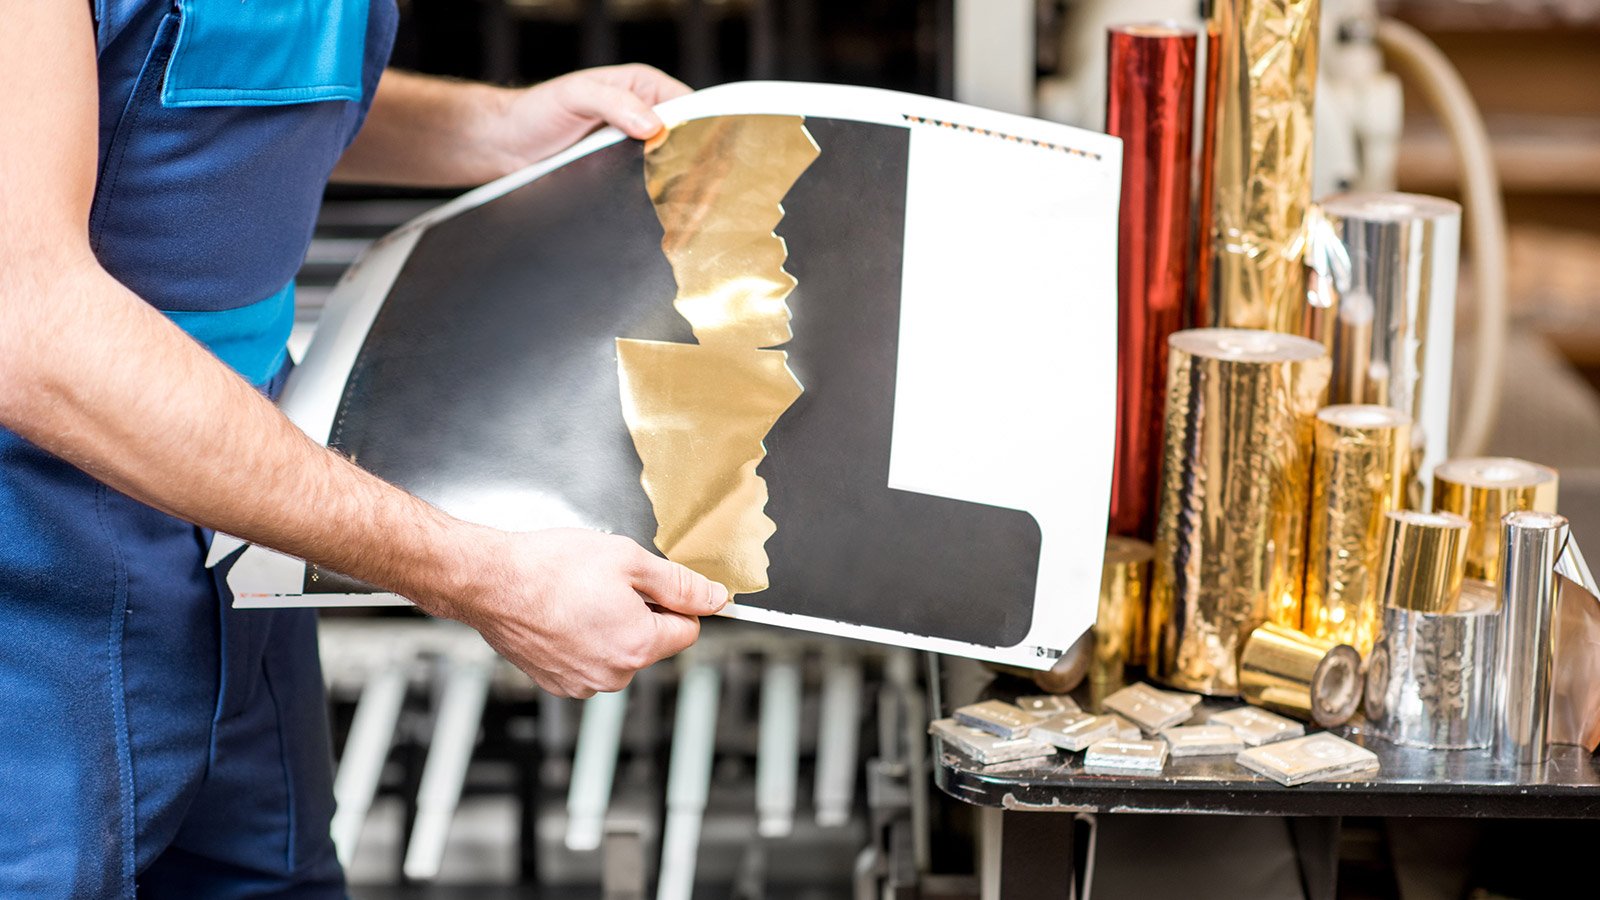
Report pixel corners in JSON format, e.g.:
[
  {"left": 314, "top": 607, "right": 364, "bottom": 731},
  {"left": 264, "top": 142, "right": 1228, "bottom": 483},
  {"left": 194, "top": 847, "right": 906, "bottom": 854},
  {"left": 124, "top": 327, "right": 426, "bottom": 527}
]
[
  {"left": 1288, "top": 816, "right": 1342, "bottom": 900},
  {"left": 978, "top": 808, "right": 1075, "bottom": 900}
]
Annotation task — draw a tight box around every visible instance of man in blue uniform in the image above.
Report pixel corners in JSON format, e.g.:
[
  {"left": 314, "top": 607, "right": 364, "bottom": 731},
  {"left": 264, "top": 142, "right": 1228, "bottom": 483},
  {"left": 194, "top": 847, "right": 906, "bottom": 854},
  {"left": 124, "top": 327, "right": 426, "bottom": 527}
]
[{"left": 0, "top": 2, "right": 726, "bottom": 896}]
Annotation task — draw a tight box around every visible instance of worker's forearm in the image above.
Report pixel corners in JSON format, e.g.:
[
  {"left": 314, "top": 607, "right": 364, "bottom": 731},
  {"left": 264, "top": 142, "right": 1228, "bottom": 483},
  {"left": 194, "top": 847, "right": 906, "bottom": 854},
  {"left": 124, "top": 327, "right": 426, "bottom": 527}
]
[
  {"left": 333, "top": 70, "right": 519, "bottom": 187},
  {"left": 0, "top": 254, "right": 490, "bottom": 616}
]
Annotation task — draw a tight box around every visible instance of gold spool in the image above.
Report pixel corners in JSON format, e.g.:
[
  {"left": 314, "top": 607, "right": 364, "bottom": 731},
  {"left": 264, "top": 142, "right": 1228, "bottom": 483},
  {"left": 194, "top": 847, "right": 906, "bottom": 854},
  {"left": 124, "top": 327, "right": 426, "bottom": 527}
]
[
  {"left": 1303, "top": 405, "right": 1411, "bottom": 656},
  {"left": 1238, "top": 622, "right": 1363, "bottom": 727},
  {"left": 1379, "top": 510, "right": 1470, "bottom": 613},
  {"left": 1433, "top": 457, "right": 1559, "bottom": 584},
  {"left": 1205, "top": 0, "right": 1320, "bottom": 332},
  {"left": 1150, "top": 328, "right": 1331, "bottom": 695},
  {"left": 1094, "top": 537, "right": 1155, "bottom": 693}
]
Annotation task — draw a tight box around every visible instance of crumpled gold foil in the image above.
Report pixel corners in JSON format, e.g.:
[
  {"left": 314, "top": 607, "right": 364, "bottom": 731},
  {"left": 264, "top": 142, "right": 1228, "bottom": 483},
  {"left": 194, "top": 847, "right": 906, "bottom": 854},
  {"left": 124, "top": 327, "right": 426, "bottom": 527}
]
[
  {"left": 1149, "top": 329, "right": 1330, "bottom": 696},
  {"left": 1303, "top": 405, "right": 1411, "bottom": 656},
  {"left": 617, "top": 115, "right": 820, "bottom": 595},
  {"left": 1205, "top": 0, "right": 1320, "bottom": 332}
]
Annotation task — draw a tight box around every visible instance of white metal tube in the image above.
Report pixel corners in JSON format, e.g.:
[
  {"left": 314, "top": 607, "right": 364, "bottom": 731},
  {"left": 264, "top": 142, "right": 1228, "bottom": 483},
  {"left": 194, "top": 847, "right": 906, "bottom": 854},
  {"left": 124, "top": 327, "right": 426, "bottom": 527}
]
[
  {"left": 330, "top": 663, "right": 409, "bottom": 867},
  {"left": 402, "top": 658, "right": 494, "bottom": 881},
  {"left": 565, "top": 688, "right": 629, "bottom": 852},
  {"left": 756, "top": 655, "right": 803, "bottom": 838},
  {"left": 657, "top": 659, "right": 721, "bottom": 900},
  {"left": 813, "top": 653, "right": 862, "bottom": 828}
]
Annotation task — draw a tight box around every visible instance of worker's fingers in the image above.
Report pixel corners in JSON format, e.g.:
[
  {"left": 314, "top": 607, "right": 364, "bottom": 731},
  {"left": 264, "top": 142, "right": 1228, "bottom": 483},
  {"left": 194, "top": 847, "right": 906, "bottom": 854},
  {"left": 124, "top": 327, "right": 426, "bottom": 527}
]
[
  {"left": 562, "top": 79, "right": 666, "bottom": 140},
  {"left": 630, "top": 550, "right": 728, "bottom": 616},
  {"left": 647, "top": 607, "right": 702, "bottom": 662},
  {"left": 600, "top": 63, "right": 692, "bottom": 105}
]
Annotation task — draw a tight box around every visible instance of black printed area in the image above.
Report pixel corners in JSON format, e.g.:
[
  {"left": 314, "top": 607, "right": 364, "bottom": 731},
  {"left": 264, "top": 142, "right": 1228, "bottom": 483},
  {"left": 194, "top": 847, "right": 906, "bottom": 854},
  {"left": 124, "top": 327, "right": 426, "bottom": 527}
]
[{"left": 314, "top": 118, "right": 1040, "bottom": 648}]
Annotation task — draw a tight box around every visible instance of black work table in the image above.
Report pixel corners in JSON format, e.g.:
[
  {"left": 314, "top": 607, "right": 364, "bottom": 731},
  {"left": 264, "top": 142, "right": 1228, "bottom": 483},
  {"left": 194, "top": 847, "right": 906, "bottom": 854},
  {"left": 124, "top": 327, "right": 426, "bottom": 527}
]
[{"left": 930, "top": 662, "right": 1600, "bottom": 898}]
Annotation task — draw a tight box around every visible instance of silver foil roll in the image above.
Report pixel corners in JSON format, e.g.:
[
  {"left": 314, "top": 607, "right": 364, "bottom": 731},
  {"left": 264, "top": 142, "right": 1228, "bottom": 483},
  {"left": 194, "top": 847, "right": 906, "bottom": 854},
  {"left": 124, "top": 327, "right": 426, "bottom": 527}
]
[
  {"left": 1318, "top": 193, "right": 1461, "bottom": 487},
  {"left": 1494, "top": 511, "right": 1569, "bottom": 766},
  {"left": 1364, "top": 580, "right": 1499, "bottom": 749}
]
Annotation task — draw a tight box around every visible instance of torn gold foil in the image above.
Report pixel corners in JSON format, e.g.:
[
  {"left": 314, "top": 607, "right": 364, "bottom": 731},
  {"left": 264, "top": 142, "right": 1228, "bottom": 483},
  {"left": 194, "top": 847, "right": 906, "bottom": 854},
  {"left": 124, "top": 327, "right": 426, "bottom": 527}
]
[
  {"left": 1303, "top": 405, "right": 1412, "bottom": 656},
  {"left": 1150, "top": 329, "right": 1330, "bottom": 696},
  {"left": 1433, "top": 457, "right": 1559, "bottom": 585},
  {"left": 617, "top": 115, "right": 820, "bottom": 594},
  {"left": 1205, "top": 0, "right": 1320, "bottom": 332}
]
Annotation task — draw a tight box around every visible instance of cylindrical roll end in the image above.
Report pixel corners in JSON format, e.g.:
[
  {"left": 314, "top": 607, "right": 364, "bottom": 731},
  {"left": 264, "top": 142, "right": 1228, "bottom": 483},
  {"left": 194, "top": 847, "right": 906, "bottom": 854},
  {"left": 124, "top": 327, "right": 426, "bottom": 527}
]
[{"left": 1380, "top": 510, "right": 1470, "bottom": 613}]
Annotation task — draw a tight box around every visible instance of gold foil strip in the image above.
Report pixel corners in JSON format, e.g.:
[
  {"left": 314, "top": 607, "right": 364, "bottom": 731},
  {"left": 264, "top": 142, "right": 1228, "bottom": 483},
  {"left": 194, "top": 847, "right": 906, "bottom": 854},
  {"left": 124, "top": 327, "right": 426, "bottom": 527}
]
[
  {"left": 1378, "top": 510, "right": 1470, "bottom": 613},
  {"left": 1238, "top": 623, "right": 1363, "bottom": 727},
  {"left": 1204, "top": 0, "right": 1320, "bottom": 332},
  {"left": 1303, "top": 405, "right": 1412, "bottom": 656},
  {"left": 1094, "top": 537, "right": 1154, "bottom": 693},
  {"left": 1433, "top": 457, "right": 1559, "bottom": 584},
  {"left": 1150, "top": 328, "right": 1330, "bottom": 695},
  {"left": 617, "top": 115, "right": 820, "bottom": 594}
]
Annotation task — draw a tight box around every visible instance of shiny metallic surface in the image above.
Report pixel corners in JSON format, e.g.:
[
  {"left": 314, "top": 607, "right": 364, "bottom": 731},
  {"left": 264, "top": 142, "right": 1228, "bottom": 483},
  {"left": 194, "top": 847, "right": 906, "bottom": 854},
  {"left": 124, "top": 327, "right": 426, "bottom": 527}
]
[
  {"left": 1367, "top": 580, "right": 1500, "bottom": 749},
  {"left": 1238, "top": 623, "right": 1363, "bottom": 727},
  {"left": 1205, "top": 0, "right": 1320, "bottom": 333},
  {"left": 1236, "top": 733, "right": 1379, "bottom": 786},
  {"left": 1495, "top": 511, "right": 1568, "bottom": 766},
  {"left": 1095, "top": 537, "right": 1154, "bottom": 691},
  {"left": 617, "top": 115, "right": 820, "bottom": 594},
  {"left": 1434, "top": 456, "right": 1560, "bottom": 584},
  {"left": 1378, "top": 510, "right": 1470, "bottom": 613},
  {"left": 1319, "top": 193, "right": 1461, "bottom": 483},
  {"left": 1304, "top": 405, "right": 1412, "bottom": 655},
  {"left": 1107, "top": 23, "right": 1196, "bottom": 540},
  {"left": 1150, "top": 329, "right": 1330, "bottom": 695}
]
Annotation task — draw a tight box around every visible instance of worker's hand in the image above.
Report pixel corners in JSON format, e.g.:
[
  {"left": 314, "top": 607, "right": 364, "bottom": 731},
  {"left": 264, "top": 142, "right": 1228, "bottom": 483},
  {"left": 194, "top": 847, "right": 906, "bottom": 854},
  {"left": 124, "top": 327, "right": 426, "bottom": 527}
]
[
  {"left": 447, "top": 527, "right": 727, "bottom": 698},
  {"left": 492, "top": 64, "right": 691, "bottom": 166}
]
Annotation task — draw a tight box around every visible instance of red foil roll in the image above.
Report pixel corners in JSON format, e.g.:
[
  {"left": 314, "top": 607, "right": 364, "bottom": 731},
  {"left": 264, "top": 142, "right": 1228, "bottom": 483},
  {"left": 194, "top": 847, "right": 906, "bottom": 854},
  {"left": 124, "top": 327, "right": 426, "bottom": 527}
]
[{"left": 1107, "top": 24, "right": 1197, "bottom": 539}]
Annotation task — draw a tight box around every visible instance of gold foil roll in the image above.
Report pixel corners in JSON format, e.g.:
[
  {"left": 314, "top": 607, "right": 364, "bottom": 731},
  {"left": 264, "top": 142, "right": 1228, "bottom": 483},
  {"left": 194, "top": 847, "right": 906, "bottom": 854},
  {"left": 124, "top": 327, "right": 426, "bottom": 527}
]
[
  {"left": 1433, "top": 457, "right": 1560, "bottom": 584},
  {"left": 1238, "top": 623, "right": 1363, "bottom": 727},
  {"left": 1205, "top": 0, "right": 1320, "bottom": 332},
  {"left": 1378, "top": 510, "right": 1470, "bottom": 613},
  {"left": 1150, "top": 329, "right": 1331, "bottom": 695},
  {"left": 1303, "top": 405, "right": 1412, "bottom": 656},
  {"left": 1094, "top": 537, "right": 1155, "bottom": 692}
]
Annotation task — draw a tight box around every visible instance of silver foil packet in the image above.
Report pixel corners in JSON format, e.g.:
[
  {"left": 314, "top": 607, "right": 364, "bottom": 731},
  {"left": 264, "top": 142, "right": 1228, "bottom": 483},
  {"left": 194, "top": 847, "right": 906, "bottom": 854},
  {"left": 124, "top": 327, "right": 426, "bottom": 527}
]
[
  {"left": 1236, "top": 732, "right": 1380, "bottom": 786},
  {"left": 1085, "top": 738, "right": 1170, "bottom": 773},
  {"left": 1107, "top": 713, "right": 1143, "bottom": 741},
  {"left": 1032, "top": 711, "right": 1122, "bottom": 751},
  {"left": 953, "top": 699, "right": 1041, "bottom": 739},
  {"left": 929, "top": 719, "right": 1056, "bottom": 765},
  {"left": 1208, "top": 706, "right": 1306, "bottom": 746},
  {"left": 1017, "top": 694, "right": 1081, "bottom": 716},
  {"left": 1162, "top": 724, "right": 1246, "bottom": 758},
  {"left": 1103, "top": 683, "right": 1195, "bottom": 732}
]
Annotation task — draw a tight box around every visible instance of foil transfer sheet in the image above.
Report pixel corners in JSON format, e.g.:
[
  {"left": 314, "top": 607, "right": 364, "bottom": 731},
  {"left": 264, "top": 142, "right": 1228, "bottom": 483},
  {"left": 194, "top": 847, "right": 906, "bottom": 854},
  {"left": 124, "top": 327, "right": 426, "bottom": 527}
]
[
  {"left": 1304, "top": 405, "right": 1411, "bottom": 655},
  {"left": 1206, "top": 0, "right": 1320, "bottom": 333},
  {"left": 617, "top": 116, "right": 820, "bottom": 594},
  {"left": 1151, "top": 329, "right": 1330, "bottom": 696}
]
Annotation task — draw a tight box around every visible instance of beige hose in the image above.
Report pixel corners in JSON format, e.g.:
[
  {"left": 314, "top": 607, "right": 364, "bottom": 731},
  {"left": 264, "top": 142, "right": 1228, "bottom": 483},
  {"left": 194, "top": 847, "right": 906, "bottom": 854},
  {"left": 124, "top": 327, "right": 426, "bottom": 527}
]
[{"left": 1375, "top": 18, "right": 1506, "bottom": 458}]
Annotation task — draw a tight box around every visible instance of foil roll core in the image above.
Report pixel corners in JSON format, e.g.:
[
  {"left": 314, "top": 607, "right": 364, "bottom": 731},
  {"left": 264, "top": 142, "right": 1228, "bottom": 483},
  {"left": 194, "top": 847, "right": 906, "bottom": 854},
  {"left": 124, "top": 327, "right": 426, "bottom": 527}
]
[
  {"left": 1151, "top": 328, "right": 1330, "bottom": 695},
  {"left": 1238, "top": 623, "right": 1362, "bottom": 727},
  {"left": 1378, "top": 510, "right": 1470, "bottom": 614},
  {"left": 1204, "top": 0, "right": 1320, "bottom": 333},
  {"left": 1107, "top": 23, "right": 1197, "bottom": 540},
  {"left": 1365, "top": 580, "right": 1499, "bottom": 749},
  {"left": 1434, "top": 457, "right": 1560, "bottom": 585},
  {"left": 1495, "top": 511, "right": 1568, "bottom": 766},
  {"left": 1304, "top": 405, "right": 1412, "bottom": 655},
  {"left": 1095, "top": 537, "right": 1155, "bottom": 691}
]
